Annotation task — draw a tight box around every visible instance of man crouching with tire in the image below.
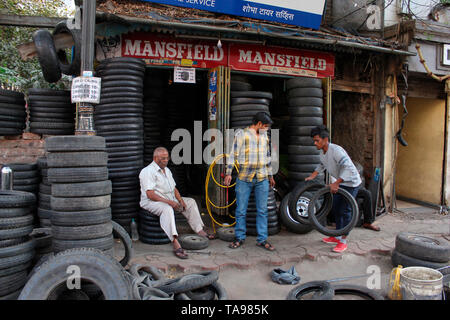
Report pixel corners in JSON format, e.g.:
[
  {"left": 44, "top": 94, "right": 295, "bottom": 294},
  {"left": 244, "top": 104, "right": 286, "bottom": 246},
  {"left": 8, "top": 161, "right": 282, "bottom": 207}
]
[
  {"left": 139, "top": 147, "right": 215, "bottom": 259},
  {"left": 305, "top": 125, "right": 361, "bottom": 253}
]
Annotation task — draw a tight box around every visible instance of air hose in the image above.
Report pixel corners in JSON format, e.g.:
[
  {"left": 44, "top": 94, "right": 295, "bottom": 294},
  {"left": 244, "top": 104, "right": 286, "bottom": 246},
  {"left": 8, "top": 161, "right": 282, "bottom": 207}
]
[{"left": 204, "top": 154, "right": 239, "bottom": 232}]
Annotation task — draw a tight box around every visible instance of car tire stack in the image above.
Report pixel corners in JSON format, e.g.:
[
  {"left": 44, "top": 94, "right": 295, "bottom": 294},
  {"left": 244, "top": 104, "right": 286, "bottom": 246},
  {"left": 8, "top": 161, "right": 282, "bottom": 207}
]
[
  {"left": 45, "top": 136, "right": 114, "bottom": 256},
  {"left": 36, "top": 157, "right": 52, "bottom": 228},
  {"left": 138, "top": 209, "right": 171, "bottom": 245},
  {"left": 0, "top": 89, "right": 26, "bottom": 136},
  {"left": 230, "top": 90, "right": 272, "bottom": 129},
  {"left": 94, "top": 57, "right": 146, "bottom": 235},
  {"left": 1, "top": 163, "right": 40, "bottom": 226},
  {"left": 286, "top": 78, "right": 324, "bottom": 188},
  {"left": 0, "top": 190, "right": 36, "bottom": 300},
  {"left": 391, "top": 232, "right": 450, "bottom": 269},
  {"left": 27, "top": 88, "right": 75, "bottom": 136}
]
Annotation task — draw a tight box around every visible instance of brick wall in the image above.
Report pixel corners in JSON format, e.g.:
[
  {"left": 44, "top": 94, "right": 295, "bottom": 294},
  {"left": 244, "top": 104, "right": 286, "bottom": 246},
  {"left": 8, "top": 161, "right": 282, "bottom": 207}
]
[{"left": 0, "top": 133, "right": 46, "bottom": 165}]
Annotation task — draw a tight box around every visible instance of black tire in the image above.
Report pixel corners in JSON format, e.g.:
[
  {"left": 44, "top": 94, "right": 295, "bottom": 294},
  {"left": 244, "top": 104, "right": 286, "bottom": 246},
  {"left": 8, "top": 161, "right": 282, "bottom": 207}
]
[
  {"left": 51, "top": 195, "right": 110, "bottom": 211},
  {"left": 308, "top": 187, "right": 359, "bottom": 237},
  {"left": 288, "top": 126, "right": 318, "bottom": 136},
  {"left": 47, "top": 151, "right": 108, "bottom": 168},
  {"left": 48, "top": 167, "right": 109, "bottom": 183},
  {"left": 52, "top": 235, "right": 114, "bottom": 253},
  {"left": 156, "top": 271, "right": 219, "bottom": 295},
  {"left": 51, "top": 180, "right": 112, "bottom": 198},
  {"left": 178, "top": 234, "right": 209, "bottom": 250},
  {"left": 217, "top": 227, "right": 235, "bottom": 242},
  {"left": 45, "top": 135, "right": 106, "bottom": 152},
  {"left": 231, "top": 98, "right": 270, "bottom": 106},
  {"left": 391, "top": 248, "right": 449, "bottom": 269},
  {"left": 286, "top": 78, "right": 322, "bottom": 90},
  {"left": 0, "top": 237, "right": 35, "bottom": 258},
  {"left": 32, "top": 29, "right": 61, "bottom": 83},
  {"left": 0, "top": 120, "right": 25, "bottom": 129},
  {"left": 18, "top": 248, "right": 133, "bottom": 300},
  {"left": 395, "top": 232, "right": 450, "bottom": 263},
  {"left": 112, "top": 221, "right": 133, "bottom": 267},
  {"left": 331, "top": 284, "right": 384, "bottom": 300},
  {"left": 288, "top": 87, "right": 323, "bottom": 98},
  {"left": 230, "top": 91, "right": 272, "bottom": 100},
  {"left": 30, "top": 228, "right": 52, "bottom": 249},
  {"left": 288, "top": 106, "right": 323, "bottom": 117},
  {"left": 286, "top": 281, "right": 334, "bottom": 300},
  {"left": 0, "top": 190, "right": 36, "bottom": 208},
  {"left": 52, "top": 21, "right": 81, "bottom": 76},
  {"left": 288, "top": 145, "right": 320, "bottom": 155},
  {"left": 0, "top": 207, "right": 31, "bottom": 219},
  {"left": 0, "top": 214, "right": 34, "bottom": 230},
  {"left": 139, "top": 235, "right": 171, "bottom": 245},
  {"left": 0, "top": 270, "right": 28, "bottom": 297},
  {"left": 0, "top": 250, "right": 34, "bottom": 270},
  {"left": 289, "top": 97, "right": 323, "bottom": 107},
  {"left": 51, "top": 222, "right": 112, "bottom": 240},
  {"left": 288, "top": 181, "right": 331, "bottom": 221},
  {"left": 51, "top": 208, "right": 111, "bottom": 226},
  {"left": 288, "top": 117, "right": 323, "bottom": 126}
]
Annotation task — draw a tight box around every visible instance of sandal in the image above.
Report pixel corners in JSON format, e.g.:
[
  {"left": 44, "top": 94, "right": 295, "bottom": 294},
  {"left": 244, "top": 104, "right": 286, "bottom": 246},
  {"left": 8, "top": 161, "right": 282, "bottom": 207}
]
[
  {"left": 174, "top": 247, "right": 188, "bottom": 259},
  {"left": 206, "top": 233, "right": 217, "bottom": 240},
  {"left": 362, "top": 223, "right": 381, "bottom": 232},
  {"left": 228, "top": 239, "right": 244, "bottom": 249},
  {"left": 256, "top": 240, "right": 275, "bottom": 251}
]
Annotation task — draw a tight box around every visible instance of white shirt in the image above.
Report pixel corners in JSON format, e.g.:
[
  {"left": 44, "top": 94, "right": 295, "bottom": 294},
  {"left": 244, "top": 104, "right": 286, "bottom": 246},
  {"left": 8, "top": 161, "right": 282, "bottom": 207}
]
[
  {"left": 139, "top": 161, "right": 177, "bottom": 208},
  {"left": 314, "top": 143, "right": 362, "bottom": 188}
]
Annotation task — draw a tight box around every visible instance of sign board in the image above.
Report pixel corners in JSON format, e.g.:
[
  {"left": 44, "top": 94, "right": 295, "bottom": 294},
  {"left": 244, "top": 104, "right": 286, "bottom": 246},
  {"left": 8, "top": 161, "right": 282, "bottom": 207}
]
[
  {"left": 122, "top": 33, "right": 228, "bottom": 69},
  {"left": 120, "top": 33, "right": 335, "bottom": 78},
  {"left": 71, "top": 76, "right": 101, "bottom": 104},
  {"left": 229, "top": 43, "right": 335, "bottom": 78},
  {"left": 174, "top": 67, "right": 196, "bottom": 83},
  {"left": 138, "top": 0, "right": 326, "bottom": 30},
  {"left": 208, "top": 69, "right": 218, "bottom": 121}
]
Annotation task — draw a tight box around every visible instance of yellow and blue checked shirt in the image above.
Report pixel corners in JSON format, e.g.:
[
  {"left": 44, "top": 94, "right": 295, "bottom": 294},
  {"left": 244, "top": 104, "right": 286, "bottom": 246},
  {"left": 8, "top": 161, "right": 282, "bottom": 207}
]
[{"left": 226, "top": 127, "right": 272, "bottom": 182}]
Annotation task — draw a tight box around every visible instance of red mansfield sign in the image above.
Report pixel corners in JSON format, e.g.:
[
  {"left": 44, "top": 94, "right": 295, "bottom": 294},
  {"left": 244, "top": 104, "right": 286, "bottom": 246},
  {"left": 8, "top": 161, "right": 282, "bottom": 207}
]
[
  {"left": 120, "top": 33, "right": 335, "bottom": 78},
  {"left": 122, "top": 32, "right": 228, "bottom": 69},
  {"left": 229, "top": 43, "right": 335, "bottom": 78}
]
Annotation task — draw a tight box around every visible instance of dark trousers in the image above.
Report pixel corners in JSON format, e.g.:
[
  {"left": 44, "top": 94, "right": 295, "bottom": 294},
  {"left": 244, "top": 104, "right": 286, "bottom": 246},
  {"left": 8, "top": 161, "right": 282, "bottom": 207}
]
[{"left": 331, "top": 185, "right": 360, "bottom": 236}]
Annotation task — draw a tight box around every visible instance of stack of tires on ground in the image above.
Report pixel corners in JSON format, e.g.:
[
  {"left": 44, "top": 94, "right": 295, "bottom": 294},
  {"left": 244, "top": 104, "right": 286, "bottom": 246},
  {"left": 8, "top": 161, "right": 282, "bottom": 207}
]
[
  {"left": 286, "top": 77, "right": 324, "bottom": 188},
  {"left": 36, "top": 157, "right": 52, "bottom": 228},
  {"left": 0, "top": 190, "right": 36, "bottom": 300},
  {"left": 94, "top": 57, "right": 145, "bottom": 234},
  {"left": 138, "top": 209, "right": 171, "bottom": 245},
  {"left": 0, "top": 89, "right": 26, "bottom": 136},
  {"left": 391, "top": 232, "right": 450, "bottom": 270},
  {"left": 45, "top": 136, "right": 114, "bottom": 255},
  {"left": 1, "top": 163, "right": 40, "bottom": 226},
  {"left": 229, "top": 79, "right": 281, "bottom": 236},
  {"left": 27, "top": 89, "right": 75, "bottom": 136}
]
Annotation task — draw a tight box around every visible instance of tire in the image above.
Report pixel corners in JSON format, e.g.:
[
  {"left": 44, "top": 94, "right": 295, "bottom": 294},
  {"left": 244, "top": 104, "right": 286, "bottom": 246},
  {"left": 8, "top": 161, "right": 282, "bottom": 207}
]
[
  {"left": 47, "top": 152, "right": 108, "bottom": 168},
  {"left": 330, "top": 284, "right": 384, "bottom": 300},
  {"left": 51, "top": 195, "right": 110, "bottom": 211},
  {"left": 288, "top": 145, "right": 320, "bottom": 155},
  {"left": 0, "top": 270, "right": 28, "bottom": 297},
  {"left": 52, "top": 21, "right": 81, "bottom": 76},
  {"left": 288, "top": 117, "right": 323, "bottom": 126},
  {"left": 0, "top": 190, "right": 36, "bottom": 208},
  {"left": 178, "top": 234, "right": 209, "bottom": 250},
  {"left": 0, "top": 250, "right": 34, "bottom": 270},
  {"left": 52, "top": 235, "right": 114, "bottom": 253},
  {"left": 289, "top": 97, "right": 323, "bottom": 107},
  {"left": 28, "top": 88, "right": 70, "bottom": 96},
  {"left": 18, "top": 248, "right": 133, "bottom": 300},
  {"left": 32, "top": 29, "right": 61, "bottom": 83},
  {"left": 48, "top": 167, "right": 109, "bottom": 183},
  {"left": 0, "top": 215, "right": 34, "bottom": 230},
  {"left": 308, "top": 187, "right": 359, "bottom": 237},
  {"left": 0, "top": 237, "right": 35, "bottom": 258},
  {"left": 279, "top": 194, "right": 313, "bottom": 234},
  {"left": 395, "top": 232, "right": 450, "bottom": 263},
  {"left": 286, "top": 281, "right": 334, "bottom": 300},
  {"left": 231, "top": 98, "right": 270, "bottom": 106},
  {"left": 391, "top": 248, "right": 449, "bottom": 269},
  {"left": 30, "top": 228, "right": 52, "bottom": 249},
  {"left": 140, "top": 235, "right": 171, "bottom": 245},
  {"left": 51, "top": 208, "right": 111, "bottom": 226},
  {"left": 288, "top": 126, "right": 318, "bottom": 136},
  {"left": 111, "top": 221, "right": 133, "bottom": 267},
  {"left": 156, "top": 271, "right": 219, "bottom": 295},
  {"left": 217, "top": 227, "right": 235, "bottom": 242},
  {"left": 0, "top": 207, "right": 31, "bottom": 219},
  {"left": 45, "top": 136, "right": 106, "bottom": 152},
  {"left": 288, "top": 87, "right": 323, "bottom": 98},
  {"left": 288, "top": 181, "right": 331, "bottom": 220},
  {"left": 51, "top": 222, "right": 112, "bottom": 240},
  {"left": 51, "top": 180, "right": 112, "bottom": 198},
  {"left": 288, "top": 107, "right": 323, "bottom": 117}
]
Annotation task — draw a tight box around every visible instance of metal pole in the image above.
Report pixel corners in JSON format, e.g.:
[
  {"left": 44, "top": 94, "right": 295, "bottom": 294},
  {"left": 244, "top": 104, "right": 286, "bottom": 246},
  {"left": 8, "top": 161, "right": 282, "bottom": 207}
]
[
  {"left": 1, "top": 167, "right": 13, "bottom": 190},
  {"left": 75, "top": 0, "right": 96, "bottom": 136}
]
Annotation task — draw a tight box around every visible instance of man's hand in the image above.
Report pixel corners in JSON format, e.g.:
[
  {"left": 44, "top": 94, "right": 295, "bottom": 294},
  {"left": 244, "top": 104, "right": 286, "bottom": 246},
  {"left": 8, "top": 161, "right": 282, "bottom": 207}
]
[
  {"left": 269, "top": 177, "right": 276, "bottom": 188},
  {"left": 168, "top": 200, "right": 182, "bottom": 211},
  {"left": 329, "top": 181, "right": 340, "bottom": 194},
  {"left": 305, "top": 175, "right": 314, "bottom": 181},
  {"left": 179, "top": 199, "right": 187, "bottom": 212},
  {"left": 305, "top": 171, "right": 318, "bottom": 182},
  {"left": 224, "top": 175, "right": 232, "bottom": 186}
]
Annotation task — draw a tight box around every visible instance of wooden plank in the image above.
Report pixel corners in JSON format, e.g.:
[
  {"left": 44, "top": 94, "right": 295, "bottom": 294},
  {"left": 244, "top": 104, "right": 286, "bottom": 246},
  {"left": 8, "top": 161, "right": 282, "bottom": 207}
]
[
  {"left": 0, "top": 14, "right": 65, "bottom": 28},
  {"left": 332, "top": 79, "right": 374, "bottom": 95}
]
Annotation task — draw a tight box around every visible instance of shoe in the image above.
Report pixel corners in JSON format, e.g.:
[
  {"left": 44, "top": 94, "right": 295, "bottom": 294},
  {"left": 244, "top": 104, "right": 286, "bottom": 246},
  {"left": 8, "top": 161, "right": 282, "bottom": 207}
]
[
  {"left": 332, "top": 242, "right": 348, "bottom": 253},
  {"left": 322, "top": 236, "right": 340, "bottom": 244}
]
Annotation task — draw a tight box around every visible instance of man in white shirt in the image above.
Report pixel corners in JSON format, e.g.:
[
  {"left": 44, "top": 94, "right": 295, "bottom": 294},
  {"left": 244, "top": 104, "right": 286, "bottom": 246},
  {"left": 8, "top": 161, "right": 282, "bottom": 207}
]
[
  {"left": 139, "top": 147, "right": 213, "bottom": 259},
  {"left": 305, "top": 125, "right": 361, "bottom": 253}
]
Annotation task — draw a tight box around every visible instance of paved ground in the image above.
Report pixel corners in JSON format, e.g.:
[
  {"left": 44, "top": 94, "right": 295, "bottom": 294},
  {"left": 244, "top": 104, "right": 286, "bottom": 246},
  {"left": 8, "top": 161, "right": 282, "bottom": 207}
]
[{"left": 115, "top": 200, "right": 450, "bottom": 300}]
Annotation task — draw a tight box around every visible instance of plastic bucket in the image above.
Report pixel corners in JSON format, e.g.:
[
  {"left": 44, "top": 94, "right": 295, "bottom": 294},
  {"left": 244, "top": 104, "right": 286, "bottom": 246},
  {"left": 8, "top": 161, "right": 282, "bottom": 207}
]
[{"left": 399, "top": 266, "right": 443, "bottom": 300}]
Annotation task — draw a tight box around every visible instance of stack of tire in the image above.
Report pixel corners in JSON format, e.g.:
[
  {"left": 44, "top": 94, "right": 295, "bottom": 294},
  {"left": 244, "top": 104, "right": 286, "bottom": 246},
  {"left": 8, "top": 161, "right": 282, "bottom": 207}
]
[
  {"left": 391, "top": 232, "right": 450, "bottom": 270},
  {"left": 286, "top": 77, "right": 324, "bottom": 188},
  {"left": 230, "top": 90, "right": 272, "bottom": 129},
  {"left": 0, "top": 190, "right": 36, "bottom": 300},
  {"left": 27, "top": 88, "right": 75, "bottom": 135},
  {"left": 143, "top": 74, "right": 164, "bottom": 166},
  {"left": 0, "top": 89, "right": 26, "bottom": 136},
  {"left": 1, "top": 163, "right": 40, "bottom": 226},
  {"left": 138, "top": 209, "right": 171, "bottom": 245},
  {"left": 36, "top": 157, "right": 52, "bottom": 228},
  {"left": 94, "top": 57, "right": 146, "bottom": 234},
  {"left": 45, "top": 136, "right": 114, "bottom": 256}
]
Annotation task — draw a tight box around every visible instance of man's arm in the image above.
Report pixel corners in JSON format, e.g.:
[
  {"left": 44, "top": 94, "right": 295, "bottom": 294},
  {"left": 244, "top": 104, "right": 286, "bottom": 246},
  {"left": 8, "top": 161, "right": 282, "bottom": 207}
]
[
  {"left": 224, "top": 130, "right": 244, "bottom": 186},
  {"left": 174, "top": 188, "right": 186, "bottom": 211},
  {"left": 146, "top": 190, "right": 180, "bottom": 209}
]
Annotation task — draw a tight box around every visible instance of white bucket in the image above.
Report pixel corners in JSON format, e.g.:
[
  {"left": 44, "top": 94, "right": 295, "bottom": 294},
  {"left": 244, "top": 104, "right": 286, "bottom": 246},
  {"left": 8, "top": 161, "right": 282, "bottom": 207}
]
[{"left": 399, "top": 266, "right": 443, "bottom": 300}]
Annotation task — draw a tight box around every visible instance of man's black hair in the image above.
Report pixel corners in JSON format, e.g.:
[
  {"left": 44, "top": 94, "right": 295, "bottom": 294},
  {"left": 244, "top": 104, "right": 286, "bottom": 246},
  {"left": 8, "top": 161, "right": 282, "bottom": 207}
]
[
  {"left": 252, "top": 112, "right": 273, "bottom": 125},
  {"left": 310, "top": 125, "right": 330, "bottom": 139}
]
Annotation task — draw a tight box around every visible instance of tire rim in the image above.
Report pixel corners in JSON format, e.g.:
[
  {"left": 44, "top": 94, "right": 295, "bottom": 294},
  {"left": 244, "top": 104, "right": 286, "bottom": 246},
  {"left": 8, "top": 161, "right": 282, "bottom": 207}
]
[{"left": 296, "top": 196, "right": 314, "bottom": 218}]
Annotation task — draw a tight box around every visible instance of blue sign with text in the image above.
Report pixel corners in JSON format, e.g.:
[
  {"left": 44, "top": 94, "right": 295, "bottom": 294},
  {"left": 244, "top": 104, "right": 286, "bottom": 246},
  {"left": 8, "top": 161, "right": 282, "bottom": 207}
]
[{"left": 140, "top": 0, "right": 326, "bottom": 30}]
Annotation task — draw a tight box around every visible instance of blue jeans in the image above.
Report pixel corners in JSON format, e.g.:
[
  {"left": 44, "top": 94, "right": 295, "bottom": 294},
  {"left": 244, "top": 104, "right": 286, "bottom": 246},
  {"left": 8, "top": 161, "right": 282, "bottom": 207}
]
[
  {"left": 235, "top": 178, "right": 269, "bottom": 243},
  {"left": 331, "top": 185, "right": 360, "bottom": 236}
]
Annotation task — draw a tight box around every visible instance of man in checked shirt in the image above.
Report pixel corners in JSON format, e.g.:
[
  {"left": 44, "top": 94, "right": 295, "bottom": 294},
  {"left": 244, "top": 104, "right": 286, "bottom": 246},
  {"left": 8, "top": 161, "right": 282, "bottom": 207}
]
[{"left": 224, "top": 112, "right": 276, "bottom": 251}]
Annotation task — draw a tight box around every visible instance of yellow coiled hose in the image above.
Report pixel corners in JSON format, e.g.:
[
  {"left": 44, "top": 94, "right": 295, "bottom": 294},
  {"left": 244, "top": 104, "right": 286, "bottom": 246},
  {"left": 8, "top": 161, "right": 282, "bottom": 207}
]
[{"left": 205, "top": 154, "right": 239, "bottom": 232}]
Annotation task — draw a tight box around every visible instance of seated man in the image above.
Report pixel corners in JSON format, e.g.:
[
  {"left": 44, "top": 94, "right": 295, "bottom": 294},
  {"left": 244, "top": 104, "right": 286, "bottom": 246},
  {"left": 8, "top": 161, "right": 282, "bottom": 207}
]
[{"left": 139, "top": 147, "right": 214, "bottom": 259}]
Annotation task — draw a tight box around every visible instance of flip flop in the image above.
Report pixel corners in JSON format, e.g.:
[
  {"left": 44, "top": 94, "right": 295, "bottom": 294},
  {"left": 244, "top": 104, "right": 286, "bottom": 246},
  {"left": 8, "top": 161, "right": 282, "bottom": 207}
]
[
  {"left": 256, "top": 240, "right": 275, "bottom": 251},
  {"left": 174, "top": 247, "right": 188, "bottom": 259},
  {"left": 228, "top": 239, "right": 244, "bottom": 249},
  {"left": 362, "top": 223, "right": 381, "bottom": 231}
]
